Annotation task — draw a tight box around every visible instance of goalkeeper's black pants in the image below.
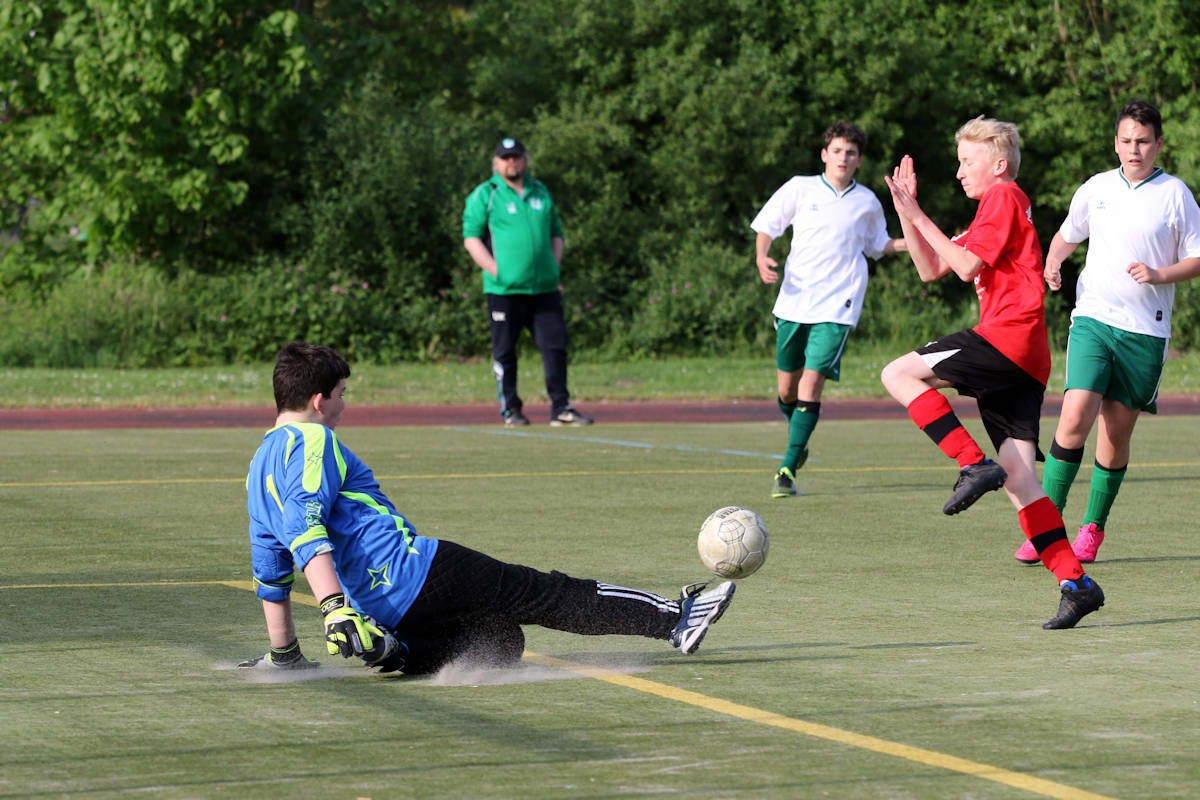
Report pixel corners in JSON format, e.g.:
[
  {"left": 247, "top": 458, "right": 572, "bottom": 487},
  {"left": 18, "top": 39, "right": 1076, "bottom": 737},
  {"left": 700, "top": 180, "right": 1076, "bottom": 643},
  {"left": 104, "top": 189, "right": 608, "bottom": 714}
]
[{"left": 386, "top": 540, "right": 682, "bottom": 674}]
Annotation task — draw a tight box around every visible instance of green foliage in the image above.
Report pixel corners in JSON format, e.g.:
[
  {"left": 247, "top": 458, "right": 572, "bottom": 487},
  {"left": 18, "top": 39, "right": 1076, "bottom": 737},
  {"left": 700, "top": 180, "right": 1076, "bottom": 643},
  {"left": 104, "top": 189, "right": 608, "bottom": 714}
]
[
  {"left": 604, "top": 240, "right": 776, "bottom": 358},
  {"left": 5, "top": 0, "right": 1200, "bottom": 366},
  {"left": 0, "top": 1, "right": 322, "bottom": 265}
]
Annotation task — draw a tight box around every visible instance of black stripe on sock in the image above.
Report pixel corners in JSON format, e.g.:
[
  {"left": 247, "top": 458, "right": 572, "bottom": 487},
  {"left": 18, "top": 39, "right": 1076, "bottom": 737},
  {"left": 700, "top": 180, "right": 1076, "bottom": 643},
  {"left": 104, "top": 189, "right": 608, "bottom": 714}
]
[
  {"left": 1031, "top": 528, "right": 1068, "bottom": 554},
  {"left": 1048, "top": 439, "right": 1084, "bottom": 463},
  {"left": 922, "top": 411, "right": 960, "bottom": 444}
]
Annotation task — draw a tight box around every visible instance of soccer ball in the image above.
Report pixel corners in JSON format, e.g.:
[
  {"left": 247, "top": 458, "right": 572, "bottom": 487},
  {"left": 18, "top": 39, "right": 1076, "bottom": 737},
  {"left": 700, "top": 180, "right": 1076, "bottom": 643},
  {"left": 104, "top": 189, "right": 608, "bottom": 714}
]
[{"left": 697, "top": 506, "right": 769, "bottom": 579}]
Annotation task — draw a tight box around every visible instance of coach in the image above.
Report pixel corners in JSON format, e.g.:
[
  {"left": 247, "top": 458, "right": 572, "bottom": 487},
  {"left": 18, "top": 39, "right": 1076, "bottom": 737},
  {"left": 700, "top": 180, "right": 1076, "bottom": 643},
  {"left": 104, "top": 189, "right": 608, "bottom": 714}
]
[{"left": 462, "top": 137, "right": 592, "bottom": 427}]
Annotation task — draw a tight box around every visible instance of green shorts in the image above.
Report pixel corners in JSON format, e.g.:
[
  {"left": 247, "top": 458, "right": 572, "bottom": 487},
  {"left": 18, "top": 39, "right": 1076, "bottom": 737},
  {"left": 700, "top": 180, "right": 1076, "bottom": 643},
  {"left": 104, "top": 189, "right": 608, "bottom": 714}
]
[
  {"left": 775, "top": 319, "right": 851, "bottom": 380},
  {"left": 1064, "top": 316, "right": 1167, "bottom": 413}
]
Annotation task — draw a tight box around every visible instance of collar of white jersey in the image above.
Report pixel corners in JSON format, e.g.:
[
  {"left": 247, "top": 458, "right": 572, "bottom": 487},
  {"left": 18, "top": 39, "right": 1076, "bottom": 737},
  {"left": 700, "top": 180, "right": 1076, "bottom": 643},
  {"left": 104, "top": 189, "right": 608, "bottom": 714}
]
[
  {"left": 1117, "top": 165, "right": 1163, "bottom": 190},
  {"left": 819, "top": 174, "right": 858, "bottom": 197}
]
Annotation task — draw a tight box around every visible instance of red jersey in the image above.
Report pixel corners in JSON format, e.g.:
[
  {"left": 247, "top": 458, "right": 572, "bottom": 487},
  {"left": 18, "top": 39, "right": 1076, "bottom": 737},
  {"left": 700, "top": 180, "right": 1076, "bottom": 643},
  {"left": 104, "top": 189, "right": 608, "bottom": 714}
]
[{"left": 951, "top": 181, "right": 1050, "bottom": 385}]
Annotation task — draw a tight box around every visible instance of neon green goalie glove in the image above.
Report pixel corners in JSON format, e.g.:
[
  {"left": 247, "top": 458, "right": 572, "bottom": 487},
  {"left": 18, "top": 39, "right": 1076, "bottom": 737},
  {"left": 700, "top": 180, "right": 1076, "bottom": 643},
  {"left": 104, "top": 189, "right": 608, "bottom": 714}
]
[{"left": 319, "top": 593, "right": 391, "bottom": 660}]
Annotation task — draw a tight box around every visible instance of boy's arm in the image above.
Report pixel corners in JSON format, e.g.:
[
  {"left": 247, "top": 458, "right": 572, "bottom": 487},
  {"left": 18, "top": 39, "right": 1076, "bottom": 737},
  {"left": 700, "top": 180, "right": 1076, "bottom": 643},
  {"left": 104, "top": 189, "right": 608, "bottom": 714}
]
[
  {"left": 755, "top": 231, "right": 780, "bottom": 284},
  {"left": 1128, "top": 256, "right": 1200, "bottom": 285},
  {"left": 262, "top": 597, "right": 299, "bottom": 648},
  {"left": 257, "top": 556, "right": 340, "bottom": 649},
  {"left": 1044, "top": 232, "right": 1080, "bottom": 291},
  {"left": 885, "top": 171, "right": 983, "bottom": 282},
  {"left": 304, "top": 551, "right": 391, "bottom": 661},
  {"left": 882, "top": 237, "right": 908, "bottom": 255},
  {"left": 889, "top": 201, "right": 956, "bottom": 282},
  {"left": 303, "top": 551, "right": 345, "bottom": 600}
]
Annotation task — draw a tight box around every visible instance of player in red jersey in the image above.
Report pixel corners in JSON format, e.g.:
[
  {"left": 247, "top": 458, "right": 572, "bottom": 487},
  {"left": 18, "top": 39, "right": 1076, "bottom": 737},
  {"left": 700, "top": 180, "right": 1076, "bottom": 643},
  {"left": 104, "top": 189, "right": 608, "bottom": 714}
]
[{"left": 879, "top": 116, "right": 1103, "bottom": 629}]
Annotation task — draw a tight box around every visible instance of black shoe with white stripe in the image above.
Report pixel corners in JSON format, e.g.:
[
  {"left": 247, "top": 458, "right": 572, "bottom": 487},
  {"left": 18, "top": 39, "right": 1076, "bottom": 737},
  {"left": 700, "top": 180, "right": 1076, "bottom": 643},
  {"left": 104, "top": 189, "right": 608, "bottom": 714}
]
[{"left": 670, "top": 580, "right": 735, "bottom": 654}]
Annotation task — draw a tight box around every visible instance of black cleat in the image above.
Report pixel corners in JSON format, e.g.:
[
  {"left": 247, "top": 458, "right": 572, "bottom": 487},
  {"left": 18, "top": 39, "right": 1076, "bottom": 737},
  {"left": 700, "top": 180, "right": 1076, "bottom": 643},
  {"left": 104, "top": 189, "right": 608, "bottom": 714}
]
[
  {"left": 549, "top": 407, "right": 593, "bottom": 426},
  {"left": 943, "top": 459, "right": 1007, "bottom": 515},
  {"left": 771, "top": 467, "right": 797, "bottom": 498},
  {"left": 1043, "top": 576, "right": 1105, "bottom": 629},
  {"left": 503, "top": 409, "right": 530, "bottom": 426}
]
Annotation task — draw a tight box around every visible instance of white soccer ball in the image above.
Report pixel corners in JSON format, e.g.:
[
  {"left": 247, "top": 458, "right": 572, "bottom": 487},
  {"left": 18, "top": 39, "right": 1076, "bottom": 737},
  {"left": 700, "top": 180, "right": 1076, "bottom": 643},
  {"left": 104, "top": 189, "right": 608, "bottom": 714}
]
[{"left": 697, "top": 506, "right": 769, "bottom": 579}]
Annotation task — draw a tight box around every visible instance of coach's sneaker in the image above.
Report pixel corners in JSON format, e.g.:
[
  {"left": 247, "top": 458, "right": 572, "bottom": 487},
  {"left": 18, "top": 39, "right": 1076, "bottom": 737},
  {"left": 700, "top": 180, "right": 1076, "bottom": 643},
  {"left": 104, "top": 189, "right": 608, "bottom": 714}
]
[
  {"left": 503, "top": 409, "right": 530, "bottom": 426},
  {"left": 670, "top": 580, "right": 736, "bottom": 655},
  {"left": 1072, "top": 523, "right": 1105, "bottom": 563},
  {"left": 1013, "top": 538, "right": 1040, "bottom": 565},
  {"left": 237, "top": 642, "right": 320, "bottom": 670},
  {"left": 550, "top": 407, "right": 593, "bottom": 426},
  {"left": 943, "top": 459, "right": 1007, "bottom": 515},
  {"left": 771, "top": 467, "right": 797, "bottom": 498},
  {"left": 1043, "top": 575, "right": 1105, "bottom": 629}
]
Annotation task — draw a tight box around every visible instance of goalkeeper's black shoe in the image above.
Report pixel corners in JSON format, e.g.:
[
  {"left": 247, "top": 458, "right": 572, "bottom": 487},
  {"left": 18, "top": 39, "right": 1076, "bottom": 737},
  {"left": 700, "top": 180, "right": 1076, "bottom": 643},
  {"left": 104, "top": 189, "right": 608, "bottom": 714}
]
[
  {"left": 1043, "top": 575, "right": 1105, "bottom": 629},
  {"left": 943, "top": 459, "right": 1007, "bottom": 515},
  {"left": 670, "top": 580, "right": 735, "bottom": 655}
]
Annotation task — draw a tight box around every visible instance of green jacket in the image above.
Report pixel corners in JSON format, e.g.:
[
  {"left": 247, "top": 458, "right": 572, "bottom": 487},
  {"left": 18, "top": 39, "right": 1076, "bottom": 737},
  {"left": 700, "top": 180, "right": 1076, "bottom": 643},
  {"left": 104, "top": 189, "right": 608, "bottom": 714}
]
[{"left": 463, "top": 174, "right": 564, "bottom": 295}]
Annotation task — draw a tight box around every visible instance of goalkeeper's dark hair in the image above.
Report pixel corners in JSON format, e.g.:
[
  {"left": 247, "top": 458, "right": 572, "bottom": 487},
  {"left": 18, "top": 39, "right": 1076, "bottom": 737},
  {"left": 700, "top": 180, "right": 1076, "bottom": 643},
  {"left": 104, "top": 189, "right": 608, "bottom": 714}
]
[{"left": 273, "top": 342, "right": 351, "bottom": 413}]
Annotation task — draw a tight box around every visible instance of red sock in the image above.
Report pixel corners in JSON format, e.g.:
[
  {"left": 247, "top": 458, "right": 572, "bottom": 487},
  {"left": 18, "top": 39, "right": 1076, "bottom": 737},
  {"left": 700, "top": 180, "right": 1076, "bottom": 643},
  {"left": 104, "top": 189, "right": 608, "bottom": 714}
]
[
  {"left": 1018, "top": 496, "right": 1085, "bottom": 583},
  {"left": 906, "top": 389, "right": 986, "bottom": 468}
]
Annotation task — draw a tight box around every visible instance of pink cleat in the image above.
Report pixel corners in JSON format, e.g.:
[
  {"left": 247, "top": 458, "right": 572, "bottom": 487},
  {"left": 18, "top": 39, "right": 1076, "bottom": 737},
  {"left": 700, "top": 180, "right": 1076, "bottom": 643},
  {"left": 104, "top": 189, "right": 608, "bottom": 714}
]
[
  {"left": 1013, "top": 539, "right": 1040, "bottom": 565},
  {"left": 1072, "top": 523, "right": 1105, "bottom": 563}
]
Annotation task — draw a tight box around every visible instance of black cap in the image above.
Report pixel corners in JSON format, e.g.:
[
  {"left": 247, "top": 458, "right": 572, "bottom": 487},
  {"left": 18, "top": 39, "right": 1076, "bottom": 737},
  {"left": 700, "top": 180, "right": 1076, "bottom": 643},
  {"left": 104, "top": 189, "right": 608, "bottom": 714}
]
[{"left": 495, "top": 137, "right": 526, "bottom": 157}]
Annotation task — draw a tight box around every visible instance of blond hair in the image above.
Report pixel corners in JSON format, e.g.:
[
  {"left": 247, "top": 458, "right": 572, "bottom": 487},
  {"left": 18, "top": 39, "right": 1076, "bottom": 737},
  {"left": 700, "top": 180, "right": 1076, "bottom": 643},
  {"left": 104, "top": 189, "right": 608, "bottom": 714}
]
[{"left": 955, "top": 116, "right": 1021, "bottom": 178}]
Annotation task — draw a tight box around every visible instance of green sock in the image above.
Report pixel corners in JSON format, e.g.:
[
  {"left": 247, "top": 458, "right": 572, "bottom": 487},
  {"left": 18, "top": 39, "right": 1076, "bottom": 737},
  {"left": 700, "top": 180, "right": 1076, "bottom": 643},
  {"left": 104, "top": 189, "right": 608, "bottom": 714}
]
[
  {"left": 777, "top": 397, "right": 796, "bottom": 420},
  {"left": 783, "top": 401, "right": 820, "bottom": 472},
  {"left": 1084, "top": 462, "right": 1126, "bottom": 529},
  {"left": 1042, "top": 441, "right": 1084, "bottom": 512}
]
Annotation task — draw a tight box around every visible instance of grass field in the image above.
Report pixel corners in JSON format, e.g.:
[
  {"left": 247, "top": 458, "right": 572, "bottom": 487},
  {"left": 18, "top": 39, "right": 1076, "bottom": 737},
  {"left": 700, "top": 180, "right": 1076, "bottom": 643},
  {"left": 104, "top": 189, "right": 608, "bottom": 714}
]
[
  {"left": 6, "top": 347, "right": 1200, "bottom": 407},
  {"left": 2, "top": 413, "right": 1198, "bottom": 799}
]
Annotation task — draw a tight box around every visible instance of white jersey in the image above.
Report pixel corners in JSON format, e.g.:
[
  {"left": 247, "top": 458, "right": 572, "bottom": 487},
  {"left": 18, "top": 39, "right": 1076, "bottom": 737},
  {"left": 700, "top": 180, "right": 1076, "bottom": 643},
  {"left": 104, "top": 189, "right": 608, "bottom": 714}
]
[
  {"left": 751, "top": 175, "right": 891, "bottom": 325},
  {"left": 1061, "top": 166, "right": 1200, "bottom": 338}
]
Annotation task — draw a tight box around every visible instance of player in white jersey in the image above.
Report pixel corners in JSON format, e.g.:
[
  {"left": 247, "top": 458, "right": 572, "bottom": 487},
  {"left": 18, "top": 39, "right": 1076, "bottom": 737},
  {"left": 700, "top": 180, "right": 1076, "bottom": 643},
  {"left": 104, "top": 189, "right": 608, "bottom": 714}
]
[
  {"left": 1017, "top": 99, "right": 1200, "bottom": 565},
  {"left": 751, "top": 121, "right": 904, "bottom": 498}
]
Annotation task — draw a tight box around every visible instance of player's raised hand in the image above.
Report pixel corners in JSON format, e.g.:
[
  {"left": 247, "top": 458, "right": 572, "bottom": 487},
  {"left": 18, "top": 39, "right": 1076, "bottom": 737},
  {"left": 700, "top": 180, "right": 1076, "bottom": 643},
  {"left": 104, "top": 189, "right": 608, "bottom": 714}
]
[
  {"left": 884, "top": 155, "right": 921, "bottom": 219},
  {"left": 320, "top": 593, "right": 386, "bottom": 658},
  {"left": 1127, "top": 261, "right": 1158, "bottom": 284},
  {"left": 892, "top": 154, "right": 917, "bottom": 197},
  {"left": 756, "top": 254, "right": 780, "bottom": 284}
]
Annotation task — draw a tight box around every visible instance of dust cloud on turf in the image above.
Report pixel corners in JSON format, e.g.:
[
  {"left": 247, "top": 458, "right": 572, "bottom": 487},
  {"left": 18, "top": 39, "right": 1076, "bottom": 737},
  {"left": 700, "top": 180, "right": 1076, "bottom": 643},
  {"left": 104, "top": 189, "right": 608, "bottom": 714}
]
[{"left": 219, "top": 654, "right": 653, "bottom": 686}]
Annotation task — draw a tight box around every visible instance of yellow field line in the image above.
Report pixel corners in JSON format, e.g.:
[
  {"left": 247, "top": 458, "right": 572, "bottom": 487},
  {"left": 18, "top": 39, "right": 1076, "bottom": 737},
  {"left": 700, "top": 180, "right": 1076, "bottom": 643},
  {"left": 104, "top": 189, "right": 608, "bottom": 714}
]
[
  {"left": 1, "top": 461, "right": 1195, "bottom": 489},
  {"left": 0, "top": 578, "right": 1117, "bottom": 799},
  {"left": 525, "top": 652, "right": 1118, "bottom": 800}
]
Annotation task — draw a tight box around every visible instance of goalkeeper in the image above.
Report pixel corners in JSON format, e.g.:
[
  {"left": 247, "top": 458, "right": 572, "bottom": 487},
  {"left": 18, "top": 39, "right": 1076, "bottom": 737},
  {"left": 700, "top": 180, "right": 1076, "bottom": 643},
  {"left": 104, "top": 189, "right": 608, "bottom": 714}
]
[{"left": 238, "top": 342, "right": 735, "bottom": 674}]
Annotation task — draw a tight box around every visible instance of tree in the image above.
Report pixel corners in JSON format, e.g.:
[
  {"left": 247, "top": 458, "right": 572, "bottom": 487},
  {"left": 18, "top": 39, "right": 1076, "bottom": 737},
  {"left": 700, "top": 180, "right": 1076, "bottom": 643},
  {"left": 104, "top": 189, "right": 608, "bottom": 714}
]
[{"left": 0, "top": 1, "right": 320, "bottom": 270}]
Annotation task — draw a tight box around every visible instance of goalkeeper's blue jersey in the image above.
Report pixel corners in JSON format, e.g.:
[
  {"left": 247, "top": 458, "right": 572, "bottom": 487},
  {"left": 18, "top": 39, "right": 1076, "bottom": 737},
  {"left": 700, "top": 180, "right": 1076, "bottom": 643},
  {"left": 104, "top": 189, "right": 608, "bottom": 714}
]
[{"left": 246, "top": 422, "right": 437, "bottom": 628}]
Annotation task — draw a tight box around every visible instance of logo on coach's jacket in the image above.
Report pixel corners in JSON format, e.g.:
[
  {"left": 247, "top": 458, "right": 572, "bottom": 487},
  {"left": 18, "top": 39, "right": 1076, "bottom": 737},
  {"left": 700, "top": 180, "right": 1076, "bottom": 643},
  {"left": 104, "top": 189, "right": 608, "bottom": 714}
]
[{"left": 530, "top": 198, "right": 543, "bottom": 211}]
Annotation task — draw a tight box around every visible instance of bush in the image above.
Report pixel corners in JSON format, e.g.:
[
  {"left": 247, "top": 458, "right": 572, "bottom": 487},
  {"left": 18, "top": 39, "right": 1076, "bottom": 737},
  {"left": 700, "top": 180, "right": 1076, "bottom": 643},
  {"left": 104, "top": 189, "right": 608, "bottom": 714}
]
[{"left": 599, "top": 239, "right": 776, "bottom": 359}]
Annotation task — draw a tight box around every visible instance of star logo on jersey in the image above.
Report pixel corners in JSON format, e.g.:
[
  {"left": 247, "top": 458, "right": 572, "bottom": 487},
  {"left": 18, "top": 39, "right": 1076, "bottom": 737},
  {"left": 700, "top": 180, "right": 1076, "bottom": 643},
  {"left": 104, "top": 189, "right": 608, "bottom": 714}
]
[{"left": 367, "top": 563, "right": 392, "bottom": 590}]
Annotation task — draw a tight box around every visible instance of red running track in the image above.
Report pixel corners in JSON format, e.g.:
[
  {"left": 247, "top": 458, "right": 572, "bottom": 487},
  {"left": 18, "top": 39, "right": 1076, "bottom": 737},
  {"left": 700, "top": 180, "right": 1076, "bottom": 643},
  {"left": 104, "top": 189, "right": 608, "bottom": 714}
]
[{"left": 3, "top": 396, "right": 1198, "bottom": 430}]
